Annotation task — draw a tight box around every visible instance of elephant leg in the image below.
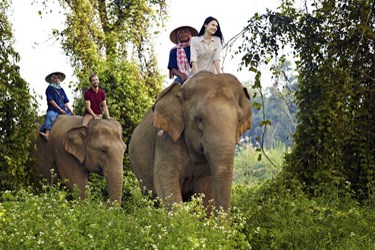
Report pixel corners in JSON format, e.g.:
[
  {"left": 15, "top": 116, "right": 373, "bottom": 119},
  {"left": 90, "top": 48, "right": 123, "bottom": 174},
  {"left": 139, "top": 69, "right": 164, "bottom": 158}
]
[
  {"left": 153, "top": 166, "right": 183, "bottom": 208},
  {"left": 66, "top": 172, "right": 89, "bottom": 200},
  {"left": 58, "top": 163, "right": 89, "bottom": 200},
  {"left": 153, "top": 138, "right": 189, "bottom": 209},
  {"left": 193, "top": 175, "right": 214, "bottom": 210}
]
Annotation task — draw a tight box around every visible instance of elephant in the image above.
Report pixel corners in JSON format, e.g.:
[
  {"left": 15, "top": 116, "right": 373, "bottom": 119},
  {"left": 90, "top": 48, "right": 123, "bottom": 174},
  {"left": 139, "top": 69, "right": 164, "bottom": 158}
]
[
  {"left": 128, "top": 71, "right": 252, "bottom": 213},
  {"left": 31, "top": 115, "right": 126, "bottom": 204}
]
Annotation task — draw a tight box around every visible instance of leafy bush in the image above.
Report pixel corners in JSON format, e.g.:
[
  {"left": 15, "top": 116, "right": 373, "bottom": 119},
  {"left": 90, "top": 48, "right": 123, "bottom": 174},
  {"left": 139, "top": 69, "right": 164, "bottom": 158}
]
[
  {"left": 233, "top": 146, "right": 374, "bottom": 249},
  {"left": 0, "top": 172, "right": 374, "bottom": 249},
  {"left": 232, "top": 179, "right": 375, "bottom": 249},
  {"left": 238, "top": 0, "right": 375, "bottom": 200},
  {"left": 0, "top": 187, "right": 250, "bottom": 249}
]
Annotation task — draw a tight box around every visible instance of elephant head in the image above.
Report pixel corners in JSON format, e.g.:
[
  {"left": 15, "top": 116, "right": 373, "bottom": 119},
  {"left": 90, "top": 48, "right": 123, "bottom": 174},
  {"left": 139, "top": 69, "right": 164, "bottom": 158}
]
[
  {"left": 63, "top": 119, "right": 126, "bottom": 204},
  {"left": 152, "top": 72, "right": 252, "bottom": 212}
]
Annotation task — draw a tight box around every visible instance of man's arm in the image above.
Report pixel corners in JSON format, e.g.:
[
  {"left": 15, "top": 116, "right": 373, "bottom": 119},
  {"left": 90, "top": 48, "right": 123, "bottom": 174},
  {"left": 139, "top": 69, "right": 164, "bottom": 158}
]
[
  {"left": 171, "top": 68, "right": 188, "bottom": 82},
  {"left": 101, "top": 100, "right": 110, "bottom": 119},
  {"left": 49, "top": 100, "right": 66, "bottom": 114},
  {"left": 85, "top": 100, "right": 97, "bottom": 119},
  {"left": 64, "top": 103, "right": 75, "bottom": 116}
]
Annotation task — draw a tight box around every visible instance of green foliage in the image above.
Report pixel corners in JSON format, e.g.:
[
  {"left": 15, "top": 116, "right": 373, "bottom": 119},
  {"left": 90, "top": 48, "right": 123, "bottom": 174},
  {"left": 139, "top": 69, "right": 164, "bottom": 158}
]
[
  {"left": 54, "top": 0, "right": 167, "bottom": 70},
  {"left": 0, "top": 146, "right": 373, "bottom": 249},
  {"left": 232, "top": 180, "right": 375, "bottom": 249},
  {"left": 85, "top": 167, "right": 150, "bottom": 213},
  {"left": 245, "top": 81, "right": 297, "bottom": 151},
  {"left": 1, "top": 146, "right": 372, "bottom": 249},
  {"left": 37, "top": 0, "right": 167, "bottom": 141},
  {"left": 51, "top": 0, "right": 167, "bottom": 84},
  {"left": 0, "top": 1, "right": 38, "bottom": 190},
  {"left": 1, "top": 0, "right": 373, "bottom": 248},
  {"left": 0, "top": 174, "right": 373, "bottom": 249},
  {"left": 74, "top": 58, "right": 158, "bottom": 143},
  {"left": 237, "top": 0, "right": 375, "bottom": 199},
  {"left": 234, "top": 145, "right": 284, "bottom": 185},
  {"left": 0, "top": 187, "right": 249, "bottom": 249}
]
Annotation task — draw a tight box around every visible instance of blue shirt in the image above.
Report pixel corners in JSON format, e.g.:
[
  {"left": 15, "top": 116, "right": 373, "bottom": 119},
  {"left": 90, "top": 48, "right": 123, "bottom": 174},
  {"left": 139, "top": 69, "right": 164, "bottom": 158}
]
[
  {"left": 168, "top": 46, "right": 191, "bottom": 70},
  {"left": 45, "top": 85, "right": 70, "bottom": 113}
]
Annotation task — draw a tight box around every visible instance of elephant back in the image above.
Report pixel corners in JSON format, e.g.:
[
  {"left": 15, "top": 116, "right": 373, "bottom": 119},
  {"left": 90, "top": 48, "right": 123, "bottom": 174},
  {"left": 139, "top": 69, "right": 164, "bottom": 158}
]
[
  {"left": 54, "top": 115, "right": 83, "bottom": 133},
  {"left": 182, "top": 72, "right": 245, "bottom": 102}
]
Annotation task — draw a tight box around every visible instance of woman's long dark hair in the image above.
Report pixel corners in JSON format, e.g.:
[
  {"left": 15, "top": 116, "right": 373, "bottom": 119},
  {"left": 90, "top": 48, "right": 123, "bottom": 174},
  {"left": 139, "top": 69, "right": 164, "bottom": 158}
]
[{"left": 197, "top": 16, "right": 224, "bottom": 44}]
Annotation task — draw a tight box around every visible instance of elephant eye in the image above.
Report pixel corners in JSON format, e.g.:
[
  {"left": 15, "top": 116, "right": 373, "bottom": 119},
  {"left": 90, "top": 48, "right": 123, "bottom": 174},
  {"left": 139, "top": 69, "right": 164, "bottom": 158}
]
[{"left": 196, "top": 117, "right": 204, "bottom": 130}]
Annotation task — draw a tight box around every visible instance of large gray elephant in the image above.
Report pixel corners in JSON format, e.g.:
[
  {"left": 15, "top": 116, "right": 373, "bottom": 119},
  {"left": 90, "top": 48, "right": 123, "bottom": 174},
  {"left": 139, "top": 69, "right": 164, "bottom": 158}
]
[
  {"left": 128, "top": 71, "right": 252, "bottom": 212},
  {"left": 31, "top": 115, "right": 126, "bottom": 204}
]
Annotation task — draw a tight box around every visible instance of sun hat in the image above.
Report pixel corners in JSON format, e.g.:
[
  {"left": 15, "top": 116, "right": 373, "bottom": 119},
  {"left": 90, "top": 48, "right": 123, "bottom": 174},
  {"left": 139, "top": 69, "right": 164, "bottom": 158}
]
[
  {"left": 45, "top": 72, "right": 66, "bottom": 83},
  {"left": 169, "top": 26, "right": 198, "bottom": 44}
]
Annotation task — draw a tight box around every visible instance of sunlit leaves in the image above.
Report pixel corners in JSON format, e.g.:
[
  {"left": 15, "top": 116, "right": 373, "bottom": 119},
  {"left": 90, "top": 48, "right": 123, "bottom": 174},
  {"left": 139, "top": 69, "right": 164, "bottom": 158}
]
[
  {"left": 252, "top": 101, "right": 262, "bottom": 110},
  {"left": 40, "top": 0, "right": 167, "bottom": 143}
]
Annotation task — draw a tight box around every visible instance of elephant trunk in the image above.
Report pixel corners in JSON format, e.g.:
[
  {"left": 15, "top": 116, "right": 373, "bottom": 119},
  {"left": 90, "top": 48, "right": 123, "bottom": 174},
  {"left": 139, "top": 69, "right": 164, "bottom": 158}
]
[
  {"left": 205, "top": 139, "right": 236, "bottom": 213},
  {"left": 104, "top": 164, "right": 124, "bottom": 205}
]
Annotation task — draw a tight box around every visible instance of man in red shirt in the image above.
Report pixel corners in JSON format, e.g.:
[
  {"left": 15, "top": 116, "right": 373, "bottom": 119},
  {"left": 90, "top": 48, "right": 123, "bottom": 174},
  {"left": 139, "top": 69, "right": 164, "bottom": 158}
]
[{"left": 82, "top": 73, "right": 110, "bottom": 126}]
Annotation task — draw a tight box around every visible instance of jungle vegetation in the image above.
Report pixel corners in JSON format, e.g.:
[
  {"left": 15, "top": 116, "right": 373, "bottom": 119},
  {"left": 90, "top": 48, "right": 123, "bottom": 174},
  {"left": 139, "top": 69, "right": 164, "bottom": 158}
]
[
  {"left": 0, "top": 0, "right": 374, "bottom": 248},
  {"left": 236, "top": 0, "right": 375, "bottom": 201}
]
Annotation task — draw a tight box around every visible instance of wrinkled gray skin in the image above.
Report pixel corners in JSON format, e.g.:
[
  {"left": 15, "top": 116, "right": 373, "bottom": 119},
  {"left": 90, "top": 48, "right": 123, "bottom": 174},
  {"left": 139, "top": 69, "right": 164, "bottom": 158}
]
[
  {"left": 31, "top": 115, "right": 126, "bottom": 204},
  {"left": 129, "top": 72, "right": 252, "bottom": 213}
]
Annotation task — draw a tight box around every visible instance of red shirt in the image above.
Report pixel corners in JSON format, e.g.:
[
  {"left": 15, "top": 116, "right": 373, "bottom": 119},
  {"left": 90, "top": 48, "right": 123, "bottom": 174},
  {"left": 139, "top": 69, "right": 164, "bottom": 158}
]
[{"left": 84, "top": 87, "right": 106, "bottom": 115}]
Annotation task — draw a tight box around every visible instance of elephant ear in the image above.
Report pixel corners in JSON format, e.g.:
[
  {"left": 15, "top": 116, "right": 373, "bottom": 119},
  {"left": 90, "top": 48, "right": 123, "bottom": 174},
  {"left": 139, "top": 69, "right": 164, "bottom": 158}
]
[
  {"left": 236, "top": 87, "right": 252, "bottom": 141},
  {"left": 63, "top": 126, "right": 87, "bottom": 164},
  {"left": 152, "top": 82, "right": 184, "bottom": 142}
]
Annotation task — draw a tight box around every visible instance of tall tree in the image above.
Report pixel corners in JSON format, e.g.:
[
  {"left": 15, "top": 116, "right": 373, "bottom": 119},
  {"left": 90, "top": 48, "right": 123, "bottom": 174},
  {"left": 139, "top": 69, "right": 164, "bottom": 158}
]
[
  {"left": 236, "top": 0, "right": 375, "bottom": 199},
  {"left": 0, "top": 0, "right": 38, "bottom": 190},
  {"left": 39, "top": 0, "right": 168, "bottom": 142}
]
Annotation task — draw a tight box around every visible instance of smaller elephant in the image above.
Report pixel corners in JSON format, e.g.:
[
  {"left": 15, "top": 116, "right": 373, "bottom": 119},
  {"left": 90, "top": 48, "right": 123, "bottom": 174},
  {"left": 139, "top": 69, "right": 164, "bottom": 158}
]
[{"left": 31, "top": 115, "right": 126, "bottom": 204}]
